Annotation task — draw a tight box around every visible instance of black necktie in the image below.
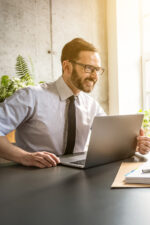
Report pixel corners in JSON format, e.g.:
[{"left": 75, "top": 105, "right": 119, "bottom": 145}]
[{"left": 64, "top": 96, "right": 76, "bottom": 154}]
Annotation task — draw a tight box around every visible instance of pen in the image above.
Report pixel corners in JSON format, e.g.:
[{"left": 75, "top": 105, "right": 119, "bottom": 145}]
[
  {"left": 142, "top": 168, "right": 150, "bottom": 173},
  {"left": 125, "top": 169, "right": 137, "bottom": 176}
]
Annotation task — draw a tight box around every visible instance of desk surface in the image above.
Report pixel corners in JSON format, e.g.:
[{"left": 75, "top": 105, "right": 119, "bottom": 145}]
[{"left": 0, "top": 161, "right": 150, "bottom": 225}]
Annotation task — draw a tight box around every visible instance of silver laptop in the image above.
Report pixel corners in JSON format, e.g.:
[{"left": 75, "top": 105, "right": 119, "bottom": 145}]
[{"left": 60, "top": 114, "right": 144, "bottom": 169}]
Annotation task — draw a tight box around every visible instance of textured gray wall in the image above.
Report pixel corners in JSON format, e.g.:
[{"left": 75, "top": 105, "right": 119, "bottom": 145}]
[
  {"left": 0, "top": 0, "right": 52, "bottom": 82},
  {"left": 0, "top": 0, "right": 108, "bottom": 113}
]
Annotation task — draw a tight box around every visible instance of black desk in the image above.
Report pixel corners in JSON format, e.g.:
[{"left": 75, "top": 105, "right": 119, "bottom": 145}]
[{"left": 0, "top": 162, "right": 150, "bottom": 225}]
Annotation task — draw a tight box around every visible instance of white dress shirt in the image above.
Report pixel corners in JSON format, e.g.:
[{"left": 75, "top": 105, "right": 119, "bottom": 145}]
[{"left": 0, "top": 76, "right": 105, "bottom": 155}]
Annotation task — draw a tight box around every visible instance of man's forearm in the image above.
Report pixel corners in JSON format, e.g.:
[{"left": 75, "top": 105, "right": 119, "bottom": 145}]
[
  {"left": 0, "top": 136, "right": 60, "bottom": 168},
  {"left": 0, "top": 136, "right": 27, "bottom": 164}
]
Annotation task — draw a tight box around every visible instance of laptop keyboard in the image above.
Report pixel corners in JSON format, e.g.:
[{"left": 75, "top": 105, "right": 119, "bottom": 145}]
[{"left": 71, "top": 159, "right": 85, "bottom": 165}]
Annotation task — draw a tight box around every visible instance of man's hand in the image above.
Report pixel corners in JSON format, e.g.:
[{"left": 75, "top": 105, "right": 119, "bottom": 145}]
[
  {"left": 21, "top": 151, "right": 60, "bottom": 168},
  {"left": 0, "top": 136, "right": 60, "bottom": 168},
  {"left": 137, "top": 128, "right": 150, "bottom": 155}
]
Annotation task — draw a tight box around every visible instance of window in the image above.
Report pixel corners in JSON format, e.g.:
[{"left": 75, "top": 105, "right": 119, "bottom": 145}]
[{"left": 141, "top": 0, "right": 150, "bottom": 109}]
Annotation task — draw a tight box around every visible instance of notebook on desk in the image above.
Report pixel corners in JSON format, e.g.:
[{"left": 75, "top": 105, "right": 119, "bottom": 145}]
[
  {"left": 125, "top": 161, "right": 150, "bottom": 184},
  {"left": 60, "top": 114, "right": 144, "bottom": 169}
]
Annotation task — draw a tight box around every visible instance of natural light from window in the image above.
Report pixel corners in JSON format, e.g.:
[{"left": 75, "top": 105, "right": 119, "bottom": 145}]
[{"left": 142, "top": 0, "right": 150, "bottom": 109}]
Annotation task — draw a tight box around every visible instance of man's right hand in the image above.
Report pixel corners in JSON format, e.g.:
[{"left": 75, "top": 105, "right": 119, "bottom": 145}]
[
  {"left": 21, "top": 151, "right": 60, "bottom": 168},
  {"left": 0, "top": 136, "right": 60, "bottom": 169}
]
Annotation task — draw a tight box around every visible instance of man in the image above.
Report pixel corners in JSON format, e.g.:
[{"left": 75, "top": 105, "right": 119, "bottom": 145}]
[{"left": 0, "top": 38, "right": 149, "bottom": 168}]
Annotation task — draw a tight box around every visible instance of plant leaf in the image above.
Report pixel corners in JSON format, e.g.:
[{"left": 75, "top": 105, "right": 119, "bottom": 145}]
[
  {"left": 1, "top": 75, "right": 10, "bottom": 86},
  {"left": 16, "top": 55, "right": 31, "bottom": 78}
]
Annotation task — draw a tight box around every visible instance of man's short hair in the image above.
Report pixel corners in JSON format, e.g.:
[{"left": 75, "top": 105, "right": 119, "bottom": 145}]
[{"left": 61, "top": 38, "right": 98, "bottom": 63}]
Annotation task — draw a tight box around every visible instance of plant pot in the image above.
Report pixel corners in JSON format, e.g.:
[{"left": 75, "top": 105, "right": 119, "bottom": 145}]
[{"left": 6, "top": 130, "right": 16, "bottom": 143}]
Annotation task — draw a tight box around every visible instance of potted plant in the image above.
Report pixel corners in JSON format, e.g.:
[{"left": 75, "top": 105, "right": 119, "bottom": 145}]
[
  {"left": 138, "top": 109, "right": 150, "bottom": 137},
  {"left": 0, "top": 55, "right": 37, "bottom": 142},
  {"left": 0, "top": 55, "right": 35, "bottom": 103}
]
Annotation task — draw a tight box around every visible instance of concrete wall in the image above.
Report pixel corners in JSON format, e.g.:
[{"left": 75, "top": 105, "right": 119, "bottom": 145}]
[
  {"left": 0, "top": 0, "right": 108, "bottom": 113},
  {"left": 0, "top": 0, "right": 52, "bottom": 82}
]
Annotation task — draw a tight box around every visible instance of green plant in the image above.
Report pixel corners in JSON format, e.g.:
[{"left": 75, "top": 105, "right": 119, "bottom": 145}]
[
  {"left": 138, "top": 109, "right": 150, "bottom": 136},
  {"left": 0, "top": 55, "right": 35, "bottom": 102}
]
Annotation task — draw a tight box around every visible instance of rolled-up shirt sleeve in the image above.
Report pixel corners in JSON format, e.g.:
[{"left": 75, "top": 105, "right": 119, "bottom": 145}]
[{"left": 0, "top": 87, "right": 35, "bottom": 136}]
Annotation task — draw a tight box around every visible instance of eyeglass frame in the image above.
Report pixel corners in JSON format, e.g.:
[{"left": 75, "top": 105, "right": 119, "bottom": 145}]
[{"left": 69, "top": 60, "right": 104, "bottom": 76}]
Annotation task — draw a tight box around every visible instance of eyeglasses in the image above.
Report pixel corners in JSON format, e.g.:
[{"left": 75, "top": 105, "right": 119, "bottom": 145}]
[{"left": 69, "top": 60, "right": 104, "bottom": 76}]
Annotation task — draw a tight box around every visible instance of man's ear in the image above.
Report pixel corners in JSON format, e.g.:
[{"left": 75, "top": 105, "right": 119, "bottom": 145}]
[{"left": 62, "top": 60, "right": 72, "bottom": 74}]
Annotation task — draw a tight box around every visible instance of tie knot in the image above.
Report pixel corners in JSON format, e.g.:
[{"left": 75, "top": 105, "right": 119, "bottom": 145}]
[{"left": 69, "top": 96, "right": 75, "bottom": 102}]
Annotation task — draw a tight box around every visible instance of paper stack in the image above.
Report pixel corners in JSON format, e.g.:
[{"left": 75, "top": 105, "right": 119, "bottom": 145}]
[{"left": 125, "top": 163, "right": 150, "bottom": 184}]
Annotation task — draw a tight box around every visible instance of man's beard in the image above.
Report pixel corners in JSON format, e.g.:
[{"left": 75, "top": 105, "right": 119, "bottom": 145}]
[{"left": 70, "top": 67, "right": 97, "bottom": 93}]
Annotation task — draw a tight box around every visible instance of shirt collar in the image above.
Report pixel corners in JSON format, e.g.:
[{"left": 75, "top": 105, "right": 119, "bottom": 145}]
[
  {"left": 55, "top": 76, "right": 84, "bottom": 102},
  {"left": 55, "top": 76, "right": 74, "bottom": 101}
]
